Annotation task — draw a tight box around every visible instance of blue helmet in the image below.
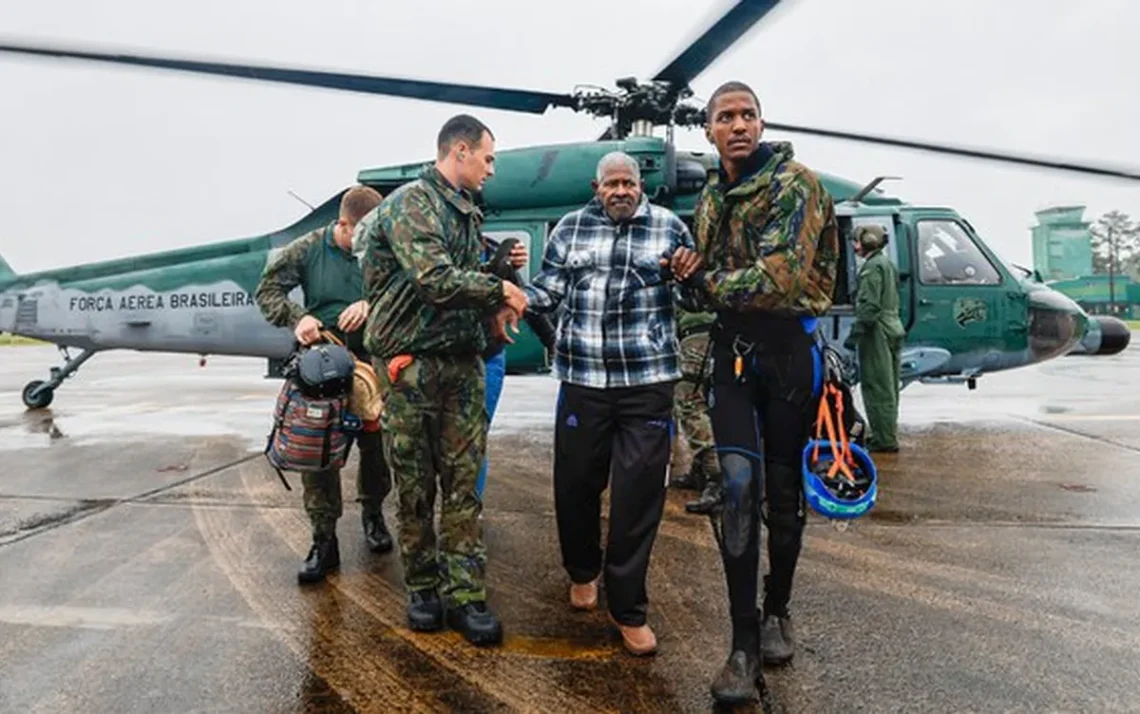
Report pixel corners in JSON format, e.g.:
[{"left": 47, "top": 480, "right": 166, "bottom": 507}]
[{"left": 802, "top": 439, "right": 877, "bottom": 520}]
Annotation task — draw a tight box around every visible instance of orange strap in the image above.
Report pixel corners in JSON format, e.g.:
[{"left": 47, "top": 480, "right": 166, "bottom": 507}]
[
  {"left": 811, "top": 383, "right": 856, "bottom": 483},
  {"left": 319, "top": 329, "right": 344, "bottom": 347},
  {"left": 387, "top": 354, "right": 413, "bottom": 383}
]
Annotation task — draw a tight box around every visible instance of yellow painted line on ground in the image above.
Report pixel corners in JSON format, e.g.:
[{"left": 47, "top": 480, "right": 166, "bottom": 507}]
[{"left": 1040, "top": 414, "right": 1140, "bottom": 422}]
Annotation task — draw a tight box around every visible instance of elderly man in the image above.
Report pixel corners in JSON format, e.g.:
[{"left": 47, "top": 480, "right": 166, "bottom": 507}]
[
  {"left": 521, "top": 151, "right": 700, "bottom": 657},
  {"left": 844, "top": 224, "right": 904, "bottom": 453}
]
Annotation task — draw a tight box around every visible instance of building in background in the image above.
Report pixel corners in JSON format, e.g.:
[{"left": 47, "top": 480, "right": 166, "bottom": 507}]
[
  {"left": 1031, "top": 205, "right": 1138, "bottom": 319},
  {"left": 1031, "top": 205, "right": 1093, "bottom": 281}
]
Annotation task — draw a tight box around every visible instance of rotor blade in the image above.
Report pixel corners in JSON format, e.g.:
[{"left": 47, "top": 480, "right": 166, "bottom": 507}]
[
  {"left": 765, "top": 121, "right": 1140, "bottom": 182},
  {"left": 653, "top": 0, "right": 784, "bottom": 87},
  {"left": 0, "top": 39, "right": 578, "bottom": 115}
]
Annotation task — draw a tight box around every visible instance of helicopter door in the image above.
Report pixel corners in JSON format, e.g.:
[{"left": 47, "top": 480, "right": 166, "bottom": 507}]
[
  {"left": 846, "top": 214, "right": 910, "bottom": 327},
  {"left": 909, "top": 216, "right": 1008, "bottom": 362}
]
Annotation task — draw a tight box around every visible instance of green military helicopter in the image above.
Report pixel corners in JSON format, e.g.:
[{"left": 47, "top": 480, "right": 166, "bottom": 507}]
[{"left": 1, "top": 0, "right": 1136, "bottom": 410}]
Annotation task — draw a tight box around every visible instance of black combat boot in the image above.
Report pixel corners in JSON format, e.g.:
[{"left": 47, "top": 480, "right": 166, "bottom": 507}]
[
  {"left": 446, "top": 601, "right": 503, "bottom": 647},
  {"left": 670, "top": 470, "right": 701, "bottom": 491},
  {"left": 710, "top": 649, "right": 767, "bottom": 705},
  {"left": 407, "top": 589, "right": 444, "bottom": 632},
  {"left": 685, "top": 478, "right": 722, "bottom": 514},
  {"left": 297, "top": 534, "right": 339, "bottom": 584},
  {"left": 760, "top": 610, "right": 795, "bottom": 665},
  {"left": 362, "top": 511, "right": 393, "bottom": 554}
]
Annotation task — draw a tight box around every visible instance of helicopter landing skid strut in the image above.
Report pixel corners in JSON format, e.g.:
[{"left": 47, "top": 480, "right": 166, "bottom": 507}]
[{"left": 22, "top": 346, "right": 97, "bottom": 410}]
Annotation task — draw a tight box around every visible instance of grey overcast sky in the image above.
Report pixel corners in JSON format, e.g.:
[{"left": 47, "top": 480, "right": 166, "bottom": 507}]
[{"left": 1, "top": 0, "right": 1136, "bottom": 274}]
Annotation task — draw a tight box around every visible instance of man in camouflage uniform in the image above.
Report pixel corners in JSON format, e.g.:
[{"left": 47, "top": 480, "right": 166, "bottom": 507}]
[
  {"left": 255, "top": 185, "right": 393, "bottom": 585},
  {"left": 672, "top": 80, "right": 839, "bottom": 705},
  {"left": 673, "top": 307, "right": 722, "bottom": 514},
  {"left": 357, "top": 114, "right": 528, "bottom": 648}
]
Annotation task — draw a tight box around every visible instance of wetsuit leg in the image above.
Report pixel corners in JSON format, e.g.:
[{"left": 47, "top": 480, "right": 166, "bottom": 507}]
[
  {"left": 706, "top": 338, "right": 764, "bottom": 655},
  {"left": 755, "top": 341, "right": 816, "bottom": 617}
]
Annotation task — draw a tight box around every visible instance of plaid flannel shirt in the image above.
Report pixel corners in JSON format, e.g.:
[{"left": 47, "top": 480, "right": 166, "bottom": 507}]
[{"left": 523, "top": 195, "right": 695, "bottom": 389}]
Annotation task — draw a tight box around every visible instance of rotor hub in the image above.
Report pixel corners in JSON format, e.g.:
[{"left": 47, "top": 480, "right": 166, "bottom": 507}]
[{"left": 572, "top": 78, "right": 704, "bottom": 139}]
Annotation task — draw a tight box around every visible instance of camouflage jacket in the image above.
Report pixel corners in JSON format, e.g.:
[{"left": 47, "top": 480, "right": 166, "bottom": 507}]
[
  {"left": 357, "top": 165, "right": 505, "bottom": 359},
  {"left": 682, "top": 141, "right": 839, "bottom": 320},
  {"left": 255, "top": 223, "right": 366, "bottom": 354},
  {"left": 677, "top": 306, "right": 715, "bottom": 339}
]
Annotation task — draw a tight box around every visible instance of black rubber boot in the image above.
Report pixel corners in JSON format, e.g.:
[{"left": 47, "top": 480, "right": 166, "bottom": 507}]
[
  {"left": 710, "top": 649, "right": 766, "bottom": 705},
  {"left": 362, "top": 511, "right": 393, "bottom": 554},
  {"left": 685, "top": 478, "right": 722, "bottom": 514},
  {"left": 760, "top": 612, "right": 795, "bottom": 665},
  {"left": 407, "top": 589, "right": 444, "bottom": 632},
  {"left": 297, "top": 534, "right": 339, "bottom": 584},
  {"left": 446, "top": 601, "right": 503, "bottom": 647}
]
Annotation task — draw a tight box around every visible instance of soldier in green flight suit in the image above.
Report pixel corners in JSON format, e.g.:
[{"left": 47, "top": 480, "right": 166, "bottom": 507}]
[
  {"left": 255, "top": 184, "right": 393, "bottom": 584},
  {"left": 843, "top": 224, "right": 905, "bottom": 453},
  {"left": 357, "top": 114, "right": 529, "bottom": 648}
]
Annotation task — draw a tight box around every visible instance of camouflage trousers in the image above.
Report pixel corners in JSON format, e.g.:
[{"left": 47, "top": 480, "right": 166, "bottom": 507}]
[
  {"left": 673, "top": 329, "right": 720, "bottom": 483},
  {"left": 303, "top": 429, "right": 391, "bottom": 538},
  {"left": 375, "top": 352, "right": 488, "bottom": 608}
]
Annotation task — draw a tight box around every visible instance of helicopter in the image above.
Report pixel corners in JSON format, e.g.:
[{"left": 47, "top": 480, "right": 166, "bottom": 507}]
[{"left": 1, "top": 0, "right": 1136, "bottom": 411}]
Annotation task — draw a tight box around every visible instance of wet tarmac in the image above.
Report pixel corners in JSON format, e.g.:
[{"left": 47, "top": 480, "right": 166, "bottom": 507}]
[{"left": 1, "top": 341, "right": 1139, "bottom": 713}]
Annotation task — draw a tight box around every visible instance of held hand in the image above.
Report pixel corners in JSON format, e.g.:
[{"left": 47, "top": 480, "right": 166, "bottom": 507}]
[
  {"left": 670, "top": 247, "right": 703, "bottom": 281},
  {"left": 502, "top": 281, "right": 528, "bottom": 316},
  {"left": 508, "top": 242, "right": 528, "bottom": 269},
  {"left": 294, "top": 315, "right": 323, "bottom": 345},
  {"left": 490, "top": 306, "right": 521, "bottom": 344},
  {"left": 337, "top": 300, "right": 369, "bottom": 332}
]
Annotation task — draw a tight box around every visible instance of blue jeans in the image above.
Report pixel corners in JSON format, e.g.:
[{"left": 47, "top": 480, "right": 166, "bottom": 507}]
[{"left": 477, "top": 349, "right": 507, "bottom": 497}]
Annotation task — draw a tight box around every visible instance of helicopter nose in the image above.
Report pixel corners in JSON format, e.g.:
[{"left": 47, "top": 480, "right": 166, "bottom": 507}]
[{"left": 1026, "top": 288, "right": 1087, "bottom": 364}]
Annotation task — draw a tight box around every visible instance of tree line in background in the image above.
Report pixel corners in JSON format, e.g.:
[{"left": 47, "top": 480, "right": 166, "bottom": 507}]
[{"left": 1090, "top": 210, "right": 1140, "bottom": 280}]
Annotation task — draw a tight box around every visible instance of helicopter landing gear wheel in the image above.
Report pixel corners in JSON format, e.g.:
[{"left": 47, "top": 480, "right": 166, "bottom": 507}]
[
  {"left": 22, "top": 380, "right": 54, "bottom": 409},
  {"left": 19, "top": 347, "right": 97, "bottom": 409}
]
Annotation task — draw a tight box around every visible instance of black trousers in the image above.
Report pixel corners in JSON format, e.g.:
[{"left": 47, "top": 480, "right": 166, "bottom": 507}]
[
  {"left": 553, "top": 380, "right": 676, "bottom": 627},
  {"left": 706, "top": 326, "right": 818, "bottom": 655}
]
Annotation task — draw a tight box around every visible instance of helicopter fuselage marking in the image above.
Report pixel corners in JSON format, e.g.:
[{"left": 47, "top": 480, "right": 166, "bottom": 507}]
[
  {"left": 0, "top": 278, "right": 296, "bottom": 359},
  {"left": 66, "top": 291, "right": 253, "bottom": 312}
]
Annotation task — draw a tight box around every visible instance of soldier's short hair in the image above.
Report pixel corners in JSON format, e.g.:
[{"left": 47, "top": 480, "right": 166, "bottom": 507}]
[
  {"left": 705, "top": 81, "right": 762, "bottom": 121},
  {"left": 437, "top": 114, "right": 494, "bottom": 158},
  {"left": 339, "top": 185, "right": 383, "bottom": 225}
]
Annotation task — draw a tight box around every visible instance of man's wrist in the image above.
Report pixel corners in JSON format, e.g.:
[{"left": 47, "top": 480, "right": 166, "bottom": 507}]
[{"left": 682, "top": 269, "right": 708, "bottom": 288}]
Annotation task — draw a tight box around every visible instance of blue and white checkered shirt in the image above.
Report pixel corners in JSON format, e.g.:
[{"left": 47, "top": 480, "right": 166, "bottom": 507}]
[{"left": 523, "top": 195, "right": 695, "bottom": 389}]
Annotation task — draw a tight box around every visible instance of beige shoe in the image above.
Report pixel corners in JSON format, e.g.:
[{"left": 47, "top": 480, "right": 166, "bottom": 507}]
[
  {"left": 569, "top": 578, "right": 599, "bottom": 610},
  {"left": 610, "top": 617, "right": 658, "bottom": 656}
]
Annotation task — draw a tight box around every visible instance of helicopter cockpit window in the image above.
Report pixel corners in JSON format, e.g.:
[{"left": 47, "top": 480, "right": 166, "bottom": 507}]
[{"left": 916, "top": 220, "right": 1001, "bottom": 286}]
